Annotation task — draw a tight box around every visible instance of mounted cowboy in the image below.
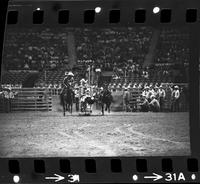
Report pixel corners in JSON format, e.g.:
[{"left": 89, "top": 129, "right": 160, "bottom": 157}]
[
  {"left": 98, "top": 85, "right": 113, "bottom": 115},
  {"left": 63, "top": 71, "right": 75, "bottom": 89},
  {"left": 60, "top": 71, "right": 75, "bottom": 116}
]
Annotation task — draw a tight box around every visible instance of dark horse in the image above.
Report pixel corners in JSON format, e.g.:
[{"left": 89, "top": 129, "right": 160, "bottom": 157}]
[
  {"left": 60, "top": 87, "right": 75, "bottom": 116},
  {"left": 98, "top": 89, "right": 113, "bottom": 115}
]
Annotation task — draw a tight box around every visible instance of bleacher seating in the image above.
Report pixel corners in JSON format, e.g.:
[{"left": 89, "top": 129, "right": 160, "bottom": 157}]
[
  {"left": 2, "top": 27, "right": 190, "bottom": 86},
  {"left": 155, "top": 28, "right": 190, "bottom": 64},
  {"left": 35, "top": 70, "right": 65, "bottom": 87},
  {"left": 148, "top": 28, "right": 190, "bottom": 83},
  {"left": 74, "top": 27, "right": 153, "bottom": 71},
  {"left": 3, "top": 27, "right": 69, "bottom": 70},
  {"left": 1, "top": 71, "right": 32, "bottom": 85}
]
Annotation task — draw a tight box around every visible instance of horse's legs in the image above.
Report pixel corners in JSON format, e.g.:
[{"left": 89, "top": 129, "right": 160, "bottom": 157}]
[
  {"left": 70, "top": 103, "right": 73, "bottom": 114},
  {"left": 84, "top": 102, "right": 86, "bottom": 113},
  {"left": 102, "top": 103, "right": 104, "bottom": 115},
  {"left": 68, "top": 103, "right": 72, "bottom": 114},
  {"left": 105, "top": 104, "right": 109, "bottom": 112},
  {"left": 63, "top": 102, "right": 66, "bottom": 116},
  {"left": 108, "top": 104, "right": 110, "bottom": 113},
  {"left": 65, "top": 103, "right": 67, "bottom": 111}
]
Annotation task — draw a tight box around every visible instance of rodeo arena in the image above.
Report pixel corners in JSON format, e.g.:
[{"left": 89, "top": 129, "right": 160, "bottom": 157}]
[{"left": 0, "top": 27, "right": 191, "bottom": 157}]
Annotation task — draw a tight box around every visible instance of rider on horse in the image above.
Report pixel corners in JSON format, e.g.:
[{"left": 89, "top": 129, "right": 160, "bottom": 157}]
[
  {"left": 63, "top": 71, "right": 74, "bottom": 89},
  {"left": 98, "top": 84, "right": 113, "bottom": 115},
  {"left": 60, "top": 71, "right": 75, "bottom": 115}
]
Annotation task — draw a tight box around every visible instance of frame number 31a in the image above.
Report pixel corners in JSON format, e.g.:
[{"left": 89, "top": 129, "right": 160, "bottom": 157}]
[{"left": 165, "top": 173, "right": 185, "bottom": 182}]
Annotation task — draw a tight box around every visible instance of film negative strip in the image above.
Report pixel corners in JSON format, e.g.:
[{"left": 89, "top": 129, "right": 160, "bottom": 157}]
[{"left": 0, "top": 0, "right": 199, "bottom": 183}]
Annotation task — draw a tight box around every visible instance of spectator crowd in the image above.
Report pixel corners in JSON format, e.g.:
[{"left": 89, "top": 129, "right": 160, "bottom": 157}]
[
  {"left": 121, "top": 83, "right": 188, "bottom": 112},
  {"left": 1, "top": 26, "right": 190, "bottom": 113}
]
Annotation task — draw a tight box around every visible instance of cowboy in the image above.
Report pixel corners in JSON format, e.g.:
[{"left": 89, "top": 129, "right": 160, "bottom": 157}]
[
  {"left": 149, "top": 95, "right": 160, "bottom": 112},
  {"left": 74, "top": 83, "right": 80, "bottom": 112},
  {"left": 80, "top": 78, "right": 90, "bottom": 101},
  {"left": 80, "top": 88, "right": 88, "bottom": 102},
  {"left": 123, "top": 87, "right": 131, "bottom": 112},
  {"left": 80, "top": 88, "right": 90, "bottom": 112},
  {"left": 142, "top": 86, "right": 149, "bottom": 99},
  {"left": 148, "top": 85, "right": 155, "bottom": 100},
  {"left": 140, "top": 95, "right": 149, "bottom": 112},
  {"left": 99, "top": 87, "right": 104, "bottom": 93},
  {"left": 63, "top": 71, "right": 74, "bottom": 89},
  {"left": 2, "top": 88, "right": 12, "bottom": 113},
  {"left": 116, "top": 83, "right": 122, "bottom": 91},
  {"left": 171, "top": 85, "right": 180, "bottom": 112},
  {"left": 154, "top": 86, "right": 160, "bottom": 99},
  {"left": 158, "top": 85, "right": 166, "bottom": 112},
  {"left": 80, "top": 78, "right": 88, "bottom": 96},
  {"left": 85, "top": 88, "right": 91, "bottom": 98}
]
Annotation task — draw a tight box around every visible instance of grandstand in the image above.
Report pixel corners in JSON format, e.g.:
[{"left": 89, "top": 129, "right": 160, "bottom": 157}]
[
  {"left": 1, "top": 71, "right": 39, "bottom": 87},
  {"left": 74, "top": 27, "right": 153, "bottom": 69},
  {"left": 1, "top": 27, "right": 190, "bottom": 88},
  {"left": 155, "top": 28, "right": 190, "bottom": 65}
]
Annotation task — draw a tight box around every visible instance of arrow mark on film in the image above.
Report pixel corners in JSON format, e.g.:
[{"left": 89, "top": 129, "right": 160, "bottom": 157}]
[
  {"left": 144, "top": 173, "right": 163, "bottom": 181},
  {"left": 45, "top": 174, "right": 65, "bottom": 182}
]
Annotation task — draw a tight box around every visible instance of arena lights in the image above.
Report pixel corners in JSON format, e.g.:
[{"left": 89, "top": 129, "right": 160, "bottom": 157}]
[
  {"left": 13, "top": 175, "right": 20, "bottom": 183},
  {"left": 95, "top": 7, "right": 101, "bottom": 13},
  {"left": 36, "top": 8, "right": 41, "bottom": 11},
  {"left": 153, "top": 7, "right": 160, "bottom": 14}
]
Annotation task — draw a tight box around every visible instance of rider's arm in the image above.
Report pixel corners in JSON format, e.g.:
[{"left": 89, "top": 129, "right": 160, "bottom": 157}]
[{"left": 60, "top": 88, "right": 64, "bottom": 94}]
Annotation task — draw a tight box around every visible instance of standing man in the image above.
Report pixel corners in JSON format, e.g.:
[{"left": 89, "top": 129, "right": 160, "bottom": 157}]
[
  {"left": 165, "top": 84, "right": 173, "bottom": 112},
  {"left": 158, "top": 85, "right": 166, "bottom": 112},
  {"left": 74, "top": 83, "right": 79, "bottom": 112},
  {"left": 142, "top": 86, "right": 149, "bottom": 99},
  {"left": 3, "top": 88, "right": 12, "bottom": 113},
  {"left": 171, "top": 85, "right": 180, "bottom": 112},
  {"left": 154, "top": 86, "right": 160, "bottom": 100},
  {"left": 79, "top": 78, "right": 88, "bottom": 112},
  {"left": 80, "top": 78, "right": 88, "bottom": 97},
  {"left": 148, "top": 85, "right": 155, "bottom": 101},
  {"left": 123, "top": 87, "right": 130, "bottom": 112}
]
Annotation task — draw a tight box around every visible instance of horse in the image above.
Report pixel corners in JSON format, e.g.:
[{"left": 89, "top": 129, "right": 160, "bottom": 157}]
[
  {"left": 60, "top": 87, "right": 75, "bottom": 116},
  {"left": 97, "top": 89, "right": 113, "bottom": 115}
]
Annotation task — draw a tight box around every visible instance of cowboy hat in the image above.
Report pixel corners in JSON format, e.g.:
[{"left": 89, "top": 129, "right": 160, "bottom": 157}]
[{"left": 67, "top": 71, "right": 74, "bottom": 76}]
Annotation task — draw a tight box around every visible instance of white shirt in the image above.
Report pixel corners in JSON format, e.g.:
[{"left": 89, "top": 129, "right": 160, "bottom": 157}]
[
  {"left": 172, "top": 90, "right": 180, "bottom": 99},
  {"left": 159, "top": 89, "right": 166, "bottom": 98}
]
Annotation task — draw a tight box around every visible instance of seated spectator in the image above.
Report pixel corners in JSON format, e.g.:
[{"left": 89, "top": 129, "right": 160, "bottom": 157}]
[
  {"left": 142, "top": 87, "right": 149, "bottom": 98},
  {"left": 154, "top": 86, "right": 160, "bottom": 100},
  {"left": 149, "top": 95, "right": 160, "bottom": 112},
  {"left": 140, "top": 96, "right": 149, "bottom": 112}
]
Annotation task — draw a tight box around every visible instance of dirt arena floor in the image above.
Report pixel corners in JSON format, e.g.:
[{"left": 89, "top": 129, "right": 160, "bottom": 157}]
[{"left": 0, "top": 111, "right": 190, "bottom": 157}]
